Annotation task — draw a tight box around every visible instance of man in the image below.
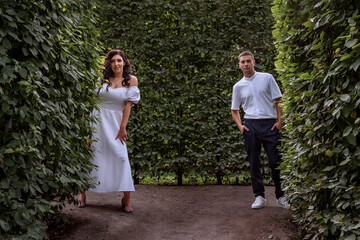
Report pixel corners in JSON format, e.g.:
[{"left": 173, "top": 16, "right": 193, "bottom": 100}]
[{"left": 231, "top": 51, "right": 290, "bottom": 209}]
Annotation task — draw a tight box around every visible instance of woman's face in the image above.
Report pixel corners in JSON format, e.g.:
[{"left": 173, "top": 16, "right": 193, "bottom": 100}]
[{"left": 110, "top": 54, "right": 125, "bottom": 74}]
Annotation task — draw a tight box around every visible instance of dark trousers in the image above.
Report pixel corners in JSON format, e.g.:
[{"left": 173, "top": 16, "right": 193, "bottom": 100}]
[{"left": 243, "top": 119, "right": 284, "bottom": 199}]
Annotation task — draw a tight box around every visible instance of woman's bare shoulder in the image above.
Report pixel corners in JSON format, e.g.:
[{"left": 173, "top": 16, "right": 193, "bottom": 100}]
[{"left": 129, "top": 75, "right": 138, "bottom": 87}]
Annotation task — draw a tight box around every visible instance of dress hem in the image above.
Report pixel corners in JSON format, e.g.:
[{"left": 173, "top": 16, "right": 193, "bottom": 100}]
[{"left": 88, "top": 189, "right": 135, "bottom": 193}]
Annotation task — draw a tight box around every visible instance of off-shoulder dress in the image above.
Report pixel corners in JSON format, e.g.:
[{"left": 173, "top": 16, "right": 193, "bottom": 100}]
[{"left": 90, "top": 83, "right": 140, "bottom": 192}]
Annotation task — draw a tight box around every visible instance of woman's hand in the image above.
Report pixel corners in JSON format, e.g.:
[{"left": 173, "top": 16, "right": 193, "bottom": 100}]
[{"left": 115, "top": 127, "right": 127, "bottom": 145}]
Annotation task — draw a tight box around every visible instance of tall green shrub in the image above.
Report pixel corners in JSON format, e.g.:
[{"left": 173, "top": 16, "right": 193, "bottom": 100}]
[
  {"left": 272, "top": 0, "right": 360, "bottom": 239},
  {"left": 0, "top": 1, "right": 101, "bottom": 239},
  {"left": 97, "top": 0, "right": 277, "bottom": 184}
]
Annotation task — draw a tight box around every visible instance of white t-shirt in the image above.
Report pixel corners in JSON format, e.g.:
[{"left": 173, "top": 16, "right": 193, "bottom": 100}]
[{"left": 231, "top": 72, "right": 282, "bottom": 119}]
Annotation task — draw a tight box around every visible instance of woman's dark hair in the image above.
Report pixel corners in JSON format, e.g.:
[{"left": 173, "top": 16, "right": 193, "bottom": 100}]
[{"left": 98, "top": 49, "right": 132, "bottom": 92}]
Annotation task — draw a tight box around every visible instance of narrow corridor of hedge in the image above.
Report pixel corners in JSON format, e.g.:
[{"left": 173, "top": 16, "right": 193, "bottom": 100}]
[
  {"left": 0, "top": 1, "right": 101, "bottom": 239},
  {"left": 273, "top": 0, "right": 360, "bottom": 239}
]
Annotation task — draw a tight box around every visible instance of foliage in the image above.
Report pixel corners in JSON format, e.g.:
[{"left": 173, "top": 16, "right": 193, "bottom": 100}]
[
  {"left": 97, "top": 0, "right": 277, "bottom": 185},
  {"left": 0, "top": 1, "right": 101, "bottom": 239},
  {"left": 272, "top": 0, "right": 360, "bottom": 239},
  {"left": 138, "top": 172, "right": 252, "bottom": 185}
]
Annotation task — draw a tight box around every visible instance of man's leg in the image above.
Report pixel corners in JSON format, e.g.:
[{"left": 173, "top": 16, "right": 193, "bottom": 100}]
[
  {"left": 243, "top": 120, "right": 264, "bottom": 198},
  {"left": 261, "top": 121, "right": 284, "bottom": 199}
]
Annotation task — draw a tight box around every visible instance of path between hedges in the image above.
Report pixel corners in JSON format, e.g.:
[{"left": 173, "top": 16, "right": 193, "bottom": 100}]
[{"left": 50, "top": 185, "right": 298, "bottom": 240}]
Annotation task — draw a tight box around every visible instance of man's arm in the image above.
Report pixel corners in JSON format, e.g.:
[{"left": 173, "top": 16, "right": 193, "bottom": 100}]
[
  {"left": 231, "top": 110, "right": 249, "bottom": 134},
  {"left": 271, "top": 97, "right": 284, "bottom": 131}
]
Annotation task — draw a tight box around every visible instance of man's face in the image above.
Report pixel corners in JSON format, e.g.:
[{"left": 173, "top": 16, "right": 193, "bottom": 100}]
[{"left": 238, "top": 55, "right": 255, "bottom": 76}]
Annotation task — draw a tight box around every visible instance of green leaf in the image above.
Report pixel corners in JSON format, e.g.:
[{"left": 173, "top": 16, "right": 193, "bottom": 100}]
[
  {"left": 340, "top": 53, "right": 352, "bottom": 61},
  {"left": 344, "top": 234, "right": 356, "bottom": 240},
  {"left": 2, "top": 103, "right": 10, "bottom": 112},
  {"left": 29, "top": 47, "right": 38, "bottom": 56},
  {"left": 23, "top": 34, "right": 33, "bottom": 45},
  {"left": 342, "top": 104, "right": 354, "bottom": 118},
  {"left": 300, "top": 72, "right": 311, "bottom": 79},
  {"left": 19, "top": 80, "right": 30, "bottom": 85},
  {"left": 339, "top": 158, "right": 350, "bottom": 166},
  {"left": 345, "top": 134, "right": 356, "bottom": 146},
  {"left": 40, "top": 121, "right": 46, "bottom": 130},
  {"left": 343, "top": 126, "right": 352, "bottom": 137},
  {"left": 303, "top": 21, "right": 315, "bottom": 28},
  {"left": 5, "top": 149, "right": 14, "bottom": 154},
  {"left": 19, "top": 68, "right": 28, "bottom": 79},
  {"left": 333, "top": 12, "right": 345, "bottom": 24},
  {"left": 323, "top": 166, "right": 336, "bottom": 171},
  {"left": 339, "top": 94, "right": 350, "bottom": 102},
  {"left": 348, "top": 18, "right": 356, "bottom": 27},
  {"left": 345, "top": 39, "right": 358, "bottom": 48},
  {"left": 19, "top": 110, "right": 25, "bottom": 118},
  {"left": 314, "top": 15, "right": 330, "bottom": 29},
  {"left": 349, "top": 58, "right": 360, "bottom": 71},
  {"left": 0, "top": 219, "right": 9, "bottom": 231},
  {"left": 2, "top": 38, "right": 11, "bottom": 49}
]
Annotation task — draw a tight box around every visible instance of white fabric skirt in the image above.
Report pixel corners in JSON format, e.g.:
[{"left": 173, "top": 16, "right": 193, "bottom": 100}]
[{"left": 89, "top": 107, "right": 135, "bottom": 192}]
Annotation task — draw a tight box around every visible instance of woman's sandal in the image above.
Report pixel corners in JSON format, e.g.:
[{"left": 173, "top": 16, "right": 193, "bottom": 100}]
[
  {"left": 121, "top": 197, "right": 133, "bottom": 213},
  {"left": 77, "top": 199, "right": 86, "bottom": 208}
]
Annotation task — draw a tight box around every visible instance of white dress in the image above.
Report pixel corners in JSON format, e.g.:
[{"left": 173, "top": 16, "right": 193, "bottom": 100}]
[{"left": 90, "top": 83, "right": 140, "bottom": 193}]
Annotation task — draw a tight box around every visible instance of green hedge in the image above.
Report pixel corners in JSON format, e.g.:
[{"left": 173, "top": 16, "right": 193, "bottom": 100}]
[
  {"left": 97, "top": 0, "right": 277, "bottom": 184},
  {"left": 272, "top": 0, "right": 360, "bottom": 239},
  {"left": 0, "top": 1, "right": 101, "bottom": 239}
]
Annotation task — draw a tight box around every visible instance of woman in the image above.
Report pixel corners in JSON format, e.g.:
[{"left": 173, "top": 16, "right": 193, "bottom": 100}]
[{"left": 78, "top": 49, "right": 140, "bottom": 213}]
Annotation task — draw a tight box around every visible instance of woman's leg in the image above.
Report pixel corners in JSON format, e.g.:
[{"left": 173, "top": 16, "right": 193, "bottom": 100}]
[
  {"left": 122, "top": 191, "right": 133, "bottom": 213},
  {"left": 77, "top": 191, "right": 86, "bottom": 208}
]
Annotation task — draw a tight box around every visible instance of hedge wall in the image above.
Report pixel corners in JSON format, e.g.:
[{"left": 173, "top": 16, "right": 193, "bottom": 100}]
[
  {"left": 0, "top": 1, "right": 101, "bottom": 239},
  {"left": 97, "top": 0, "right": 277, "bottom": 184},
  {"left": 272, "top": 0, "right": 360, "bottom": 239}
]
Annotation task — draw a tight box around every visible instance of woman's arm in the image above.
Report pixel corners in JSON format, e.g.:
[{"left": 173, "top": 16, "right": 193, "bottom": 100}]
[{"left": 115, "top": 76, "right": 139, "bottom": 144}]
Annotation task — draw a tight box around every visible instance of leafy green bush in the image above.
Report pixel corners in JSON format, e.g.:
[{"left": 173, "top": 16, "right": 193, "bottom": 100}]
[
  {"left": 272, "top": 0, "right": 360, "bottom": 239},
  {"left": 97, "top": 0, "right": 277, "bottom": 185},
  {"left": 0, "top": 1, "right": 101, "bottom": 239}
]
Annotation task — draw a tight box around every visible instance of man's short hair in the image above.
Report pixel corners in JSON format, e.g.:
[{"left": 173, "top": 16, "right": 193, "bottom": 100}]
[{"left": 238, "top": 51, "right": 254, "bottom": 61}]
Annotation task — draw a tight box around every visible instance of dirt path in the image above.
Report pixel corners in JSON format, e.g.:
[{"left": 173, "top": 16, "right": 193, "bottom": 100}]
[{"left": 50, "top": 185, "right": 298, "bottom": 240}]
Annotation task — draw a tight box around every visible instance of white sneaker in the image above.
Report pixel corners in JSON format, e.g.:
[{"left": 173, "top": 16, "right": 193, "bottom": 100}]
[
  {"left": 277, "top": 197, "right": 290, "bottom": 209},
  {"left": 251, "top": 196, "right": 266, "bottom": 209}
]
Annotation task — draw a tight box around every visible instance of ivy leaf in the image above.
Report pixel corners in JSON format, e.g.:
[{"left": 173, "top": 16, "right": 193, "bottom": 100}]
[
  {"left": 333, "top": 12, "right": 345, "bottom": 24},
  {"left": 2, "top": 38, "right": 12, "bottom": 49},
  {"left": 343, "top": 126, "right": 352, "bottom": 137},
  {"left": 314, "top": 15, "right": 330, "bottom": 29},
  {"left": 19, "top": 68, "right": 28, "bottom": 79},
  {"left": 343, "top": 234, "right": 356, "bottom": 240},
  {"left": 5, "top": 149, "right": 14, "bottom": 154},
  {"left": 340, "top": 53, "right": 352, "bottom": 61},
  {"left": 300, "top": 72, "right": 311, "bottom": 79},
  {"left": 339, "top": 94, "right": 350, "bottom": 102},
  {"left": 19, "top": 80, "right": 30, "bottom": 85},
  {"left": 304, "top": 21, "right": 315, "bottom": 29},
  {"left": 339, "top": 158, "right": 350, "bottom": 166},
  {"left": 345, "top": 39, "right": 358, "bottom": 48},
  {"left": 345, "top": 134, "right": 356, "bottom": 146},
  {"left": 323, "top": 166, "right": 336, "bottom": 171},
  {"left": 342, "top": 104, "right": 354, "bottom": 118},
  {"left": 349, "top": 58, "right": 360, "bottom": 71},
  {"left": 0, "top": 219, "right": 10, "bottom": 231}
]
